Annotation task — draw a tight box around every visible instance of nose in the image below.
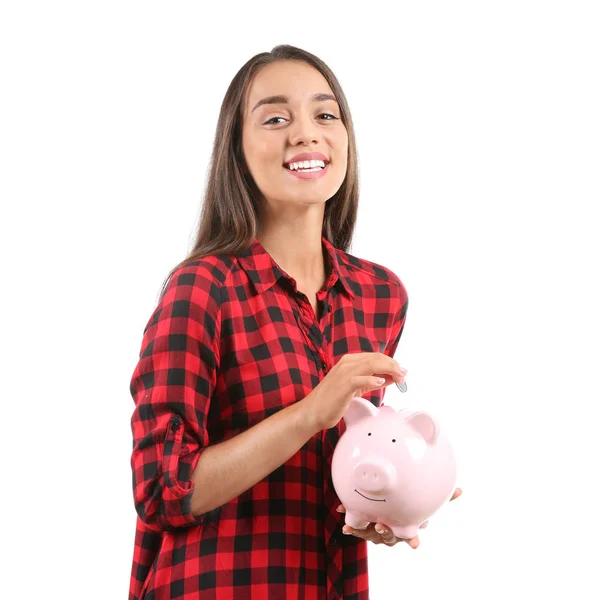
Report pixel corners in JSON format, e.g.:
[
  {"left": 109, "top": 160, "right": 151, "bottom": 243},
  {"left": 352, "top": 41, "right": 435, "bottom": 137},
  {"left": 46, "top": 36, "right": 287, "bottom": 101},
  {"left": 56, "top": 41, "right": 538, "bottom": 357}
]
[
  {"left": 353, "top": 460, "right": 395, "bottom": 494},
  {"left": 289, "top": 112, "right": 318, "bottom": 145}
]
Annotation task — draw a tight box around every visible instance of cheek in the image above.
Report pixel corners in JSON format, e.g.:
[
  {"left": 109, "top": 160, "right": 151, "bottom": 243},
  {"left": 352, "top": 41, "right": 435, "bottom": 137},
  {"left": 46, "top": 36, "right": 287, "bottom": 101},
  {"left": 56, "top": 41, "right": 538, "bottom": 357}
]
[
  {"left": 329, "top": 137, "right": 349, "bottom": 172},
  {"left": 242, "top": 127, "right": 275, "bottom": 164},
  {"left": 251, "top": 148, "right": 284, "bottom": 177},
  {"left": 330, "top": 127, "right": 348, "bottom": 154}
]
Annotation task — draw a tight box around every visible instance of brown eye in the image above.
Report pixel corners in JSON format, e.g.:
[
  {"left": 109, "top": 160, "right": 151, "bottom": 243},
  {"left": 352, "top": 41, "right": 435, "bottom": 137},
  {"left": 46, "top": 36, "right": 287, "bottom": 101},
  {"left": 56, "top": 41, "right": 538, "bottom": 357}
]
[
  {"left": 264, "top": 116, "right": 286, "bottom": 125},
  {"left": 264, "top": 113, "right": 338, "bottom": 125}
]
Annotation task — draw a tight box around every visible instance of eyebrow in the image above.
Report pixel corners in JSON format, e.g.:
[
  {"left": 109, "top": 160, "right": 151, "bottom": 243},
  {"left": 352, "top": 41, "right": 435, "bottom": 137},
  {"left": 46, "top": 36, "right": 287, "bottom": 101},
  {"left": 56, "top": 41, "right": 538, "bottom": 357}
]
[{"left": 251, "top": 93, "right": 338, "bottom": 113}]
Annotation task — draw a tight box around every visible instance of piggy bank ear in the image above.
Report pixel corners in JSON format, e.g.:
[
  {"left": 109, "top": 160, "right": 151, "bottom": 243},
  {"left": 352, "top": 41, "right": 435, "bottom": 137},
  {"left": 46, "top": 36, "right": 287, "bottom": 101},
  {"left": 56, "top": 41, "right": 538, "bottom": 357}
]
[
  {"left": 344, "top": 397, "right": 378, "bottom": 428},
  {"left": 405, "top": 411, "right": 439, "bottom": 445}
]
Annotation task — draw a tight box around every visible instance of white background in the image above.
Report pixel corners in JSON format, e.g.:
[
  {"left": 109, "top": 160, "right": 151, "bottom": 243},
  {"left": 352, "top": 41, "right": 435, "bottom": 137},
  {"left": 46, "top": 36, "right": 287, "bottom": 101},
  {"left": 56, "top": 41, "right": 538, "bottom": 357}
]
[{"left": 2, "top": 1, "right": 594, "bottom": 598}]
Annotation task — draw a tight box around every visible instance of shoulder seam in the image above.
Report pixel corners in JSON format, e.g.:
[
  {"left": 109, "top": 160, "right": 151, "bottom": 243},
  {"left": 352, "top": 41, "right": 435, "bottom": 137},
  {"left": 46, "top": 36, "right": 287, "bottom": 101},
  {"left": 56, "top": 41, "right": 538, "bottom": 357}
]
[
  {"left": 339, "top": 251, "right": 403, "bottom": 287},
  {"left": 174, "top": 255, "right": 239, "bottom": 370},
  {"left": 178, "top": 254, "right": 237, "bottom": 289}
]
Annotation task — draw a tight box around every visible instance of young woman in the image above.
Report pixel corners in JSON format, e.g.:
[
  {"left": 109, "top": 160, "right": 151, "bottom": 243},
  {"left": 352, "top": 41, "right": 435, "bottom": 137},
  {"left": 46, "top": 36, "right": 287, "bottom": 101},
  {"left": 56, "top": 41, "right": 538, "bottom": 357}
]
[{"left": 128, "top": 44, "right": 461, "bottom": 600}]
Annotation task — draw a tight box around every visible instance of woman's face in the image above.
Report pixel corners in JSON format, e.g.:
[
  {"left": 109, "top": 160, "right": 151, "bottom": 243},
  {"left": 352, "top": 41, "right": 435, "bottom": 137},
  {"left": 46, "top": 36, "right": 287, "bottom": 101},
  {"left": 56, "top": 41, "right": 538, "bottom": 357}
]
[{"left": 241, "top": 60, "right": 348, "bottom": 209}]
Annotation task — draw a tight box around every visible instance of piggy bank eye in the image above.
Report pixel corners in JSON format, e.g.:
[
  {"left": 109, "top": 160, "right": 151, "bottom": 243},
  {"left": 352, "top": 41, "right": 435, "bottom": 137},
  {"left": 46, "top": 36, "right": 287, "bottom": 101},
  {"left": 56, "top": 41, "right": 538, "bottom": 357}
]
[
  {"left": 368, "top": 433, "right": 371, "bottom": 436},
  {"left": 392, "top": 439, "right": 396, "bottom": 443}
]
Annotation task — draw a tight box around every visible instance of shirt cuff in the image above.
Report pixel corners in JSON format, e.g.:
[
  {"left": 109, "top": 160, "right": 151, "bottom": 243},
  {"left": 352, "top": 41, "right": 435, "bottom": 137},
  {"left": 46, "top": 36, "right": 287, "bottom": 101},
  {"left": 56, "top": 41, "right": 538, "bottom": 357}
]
[{"left": 135, "top": 416, "right": 205, "bottom": 531}]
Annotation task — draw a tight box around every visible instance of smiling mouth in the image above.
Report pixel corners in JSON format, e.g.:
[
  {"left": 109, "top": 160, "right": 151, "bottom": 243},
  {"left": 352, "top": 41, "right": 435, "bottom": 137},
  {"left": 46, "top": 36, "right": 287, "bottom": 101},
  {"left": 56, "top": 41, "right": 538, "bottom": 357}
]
[
  {"left": 282, "top": 161, "right": 329, "bottom": 171},
  {"left": 355, "top": 489, "right": 386, "bottom": 502}
]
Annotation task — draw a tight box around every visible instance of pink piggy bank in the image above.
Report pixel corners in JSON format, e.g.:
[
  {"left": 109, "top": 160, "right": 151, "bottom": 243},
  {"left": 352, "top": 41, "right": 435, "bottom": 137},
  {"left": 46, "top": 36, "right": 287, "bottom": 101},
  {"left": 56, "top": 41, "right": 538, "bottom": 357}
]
[{"left": 331, "top": 397, "right": 457, "bottom": 539}]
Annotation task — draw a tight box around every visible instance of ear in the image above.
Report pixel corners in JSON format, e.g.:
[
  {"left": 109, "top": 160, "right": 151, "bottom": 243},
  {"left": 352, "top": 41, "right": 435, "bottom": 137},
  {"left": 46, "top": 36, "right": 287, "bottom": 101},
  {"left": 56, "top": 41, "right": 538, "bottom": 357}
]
[
  {"left": 344, "top": 397, "right": 378, "bottom": 428},
  {"left": 405, "top": 411, "right": 439, "bottom": 445}
]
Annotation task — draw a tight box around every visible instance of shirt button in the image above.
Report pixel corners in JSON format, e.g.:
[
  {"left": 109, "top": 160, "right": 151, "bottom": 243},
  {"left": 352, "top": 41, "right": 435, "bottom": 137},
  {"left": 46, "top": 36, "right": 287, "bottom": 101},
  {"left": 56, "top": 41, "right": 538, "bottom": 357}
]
[
  {"left": 322, "top": 362, "right": 327, "bottom": 371},
  {"left": 330, "top": 536, "right": 337, "bottom": 546}
]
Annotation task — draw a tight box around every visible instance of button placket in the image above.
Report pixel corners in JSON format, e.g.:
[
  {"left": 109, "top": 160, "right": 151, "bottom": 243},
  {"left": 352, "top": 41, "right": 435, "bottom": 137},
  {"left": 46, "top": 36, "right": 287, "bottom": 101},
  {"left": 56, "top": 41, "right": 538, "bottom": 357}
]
[{"left": 290, "top": 287, "right": 335, "bottom": 381}]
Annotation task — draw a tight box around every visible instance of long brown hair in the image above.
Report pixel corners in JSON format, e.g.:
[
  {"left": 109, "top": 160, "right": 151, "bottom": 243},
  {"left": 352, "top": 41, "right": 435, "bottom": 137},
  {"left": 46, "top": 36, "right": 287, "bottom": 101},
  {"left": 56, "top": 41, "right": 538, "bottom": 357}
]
[{"left": 158, "top": 44, "right": 360, "bottom": 302}]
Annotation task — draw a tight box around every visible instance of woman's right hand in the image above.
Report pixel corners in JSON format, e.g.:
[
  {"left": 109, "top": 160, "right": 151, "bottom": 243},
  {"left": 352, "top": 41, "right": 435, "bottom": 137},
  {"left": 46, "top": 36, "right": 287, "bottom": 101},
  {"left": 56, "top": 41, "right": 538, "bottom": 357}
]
[{"left": 301, "top": 353, "right": 408, "bottom": 433}]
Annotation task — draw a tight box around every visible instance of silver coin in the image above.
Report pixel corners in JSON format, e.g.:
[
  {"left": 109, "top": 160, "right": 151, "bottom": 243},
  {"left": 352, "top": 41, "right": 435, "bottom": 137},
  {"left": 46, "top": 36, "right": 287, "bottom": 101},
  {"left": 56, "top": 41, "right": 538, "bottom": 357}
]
[{"left": 396, "top": 381, "right": 408, "bottom": 393}]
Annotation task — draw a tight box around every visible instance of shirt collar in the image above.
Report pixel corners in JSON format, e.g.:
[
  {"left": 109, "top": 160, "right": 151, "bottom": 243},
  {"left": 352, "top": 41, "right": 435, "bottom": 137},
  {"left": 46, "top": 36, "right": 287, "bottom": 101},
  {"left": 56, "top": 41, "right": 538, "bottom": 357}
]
[{"left": 236, "top": 234, "right": 355, "bottom": 299}]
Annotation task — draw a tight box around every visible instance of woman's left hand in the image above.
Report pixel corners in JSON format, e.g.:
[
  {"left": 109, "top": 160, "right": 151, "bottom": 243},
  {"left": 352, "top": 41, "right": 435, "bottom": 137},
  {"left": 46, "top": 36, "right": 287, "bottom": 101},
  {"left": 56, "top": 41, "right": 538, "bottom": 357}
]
[{"left": 337, "top": 487, "right": 462, "bottom": 549}]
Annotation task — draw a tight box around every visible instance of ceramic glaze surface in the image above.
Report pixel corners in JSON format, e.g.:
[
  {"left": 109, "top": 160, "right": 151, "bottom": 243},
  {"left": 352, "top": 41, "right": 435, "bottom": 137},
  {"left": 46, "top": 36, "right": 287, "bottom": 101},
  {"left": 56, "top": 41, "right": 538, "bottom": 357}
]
[{"left": 331, "top": 397, "right": 457, "bottom": 539}]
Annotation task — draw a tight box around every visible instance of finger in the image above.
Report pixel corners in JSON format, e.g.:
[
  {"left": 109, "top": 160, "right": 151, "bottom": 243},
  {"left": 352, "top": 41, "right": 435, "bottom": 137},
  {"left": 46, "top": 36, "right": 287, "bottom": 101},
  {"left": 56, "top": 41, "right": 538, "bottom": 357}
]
[
  {"left": 450, "top": 487, "right": 462, "bottom": 501},
  {"left": 351, "top": 376, "right": 391, "bottom": 396},
  {"left": 354, "top": 355, "right": 406, "bottom": 386},
  {"left": 373, "top": 370, "right": 406, "bottom": 386},
  {"left": 375, "top": 524, "right": 415, "bottom": 548},
  {"left": 336, "top": 504, "right": 345, "bottom": 513},
  {"left": 374, "top": 523, "right": 397, "bottom": 545},
  {"left": 406, "top": 536, "right": 420, "bottom": 549},
  {"left": 343, "top": 525, "right": 375, "bottom": 542},
  {"left": 375, "top": 523, "right": 401, "bottom": 546},
  {"left": 377, "top": 356, "right": 408, "bottom": 382},
  {"left": 342, "top": 526, "right": 364, "bottom": 539}
]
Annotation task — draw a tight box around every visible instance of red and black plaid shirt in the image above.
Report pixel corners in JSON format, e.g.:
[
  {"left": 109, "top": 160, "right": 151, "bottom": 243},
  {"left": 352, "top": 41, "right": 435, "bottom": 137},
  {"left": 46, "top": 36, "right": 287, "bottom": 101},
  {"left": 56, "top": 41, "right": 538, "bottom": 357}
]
[{"left": 129, "top": 235, "right": 408, "bottom": 600}]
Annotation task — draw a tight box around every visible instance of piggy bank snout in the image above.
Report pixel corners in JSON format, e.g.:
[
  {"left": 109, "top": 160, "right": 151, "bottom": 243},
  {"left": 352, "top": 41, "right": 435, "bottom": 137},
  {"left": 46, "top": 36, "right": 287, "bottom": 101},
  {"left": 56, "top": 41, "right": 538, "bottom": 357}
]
[{"left": 353, "top": 459, "right": 396, "bottom": 493}]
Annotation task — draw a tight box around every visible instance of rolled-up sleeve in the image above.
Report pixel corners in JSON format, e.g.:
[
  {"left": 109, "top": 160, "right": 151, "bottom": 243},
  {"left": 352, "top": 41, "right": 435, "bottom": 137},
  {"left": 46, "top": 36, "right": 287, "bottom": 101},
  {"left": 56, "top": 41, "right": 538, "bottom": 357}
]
[{"left": 129, "top": 263, "right": 221, "bottom": 531}]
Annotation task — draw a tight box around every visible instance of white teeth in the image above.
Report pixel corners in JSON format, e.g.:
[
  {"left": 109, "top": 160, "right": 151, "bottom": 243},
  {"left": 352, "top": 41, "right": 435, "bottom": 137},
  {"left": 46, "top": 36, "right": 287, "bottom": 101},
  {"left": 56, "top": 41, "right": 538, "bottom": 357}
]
[{"left": 287, "top": 159, "right": 326, "bottom": 170}]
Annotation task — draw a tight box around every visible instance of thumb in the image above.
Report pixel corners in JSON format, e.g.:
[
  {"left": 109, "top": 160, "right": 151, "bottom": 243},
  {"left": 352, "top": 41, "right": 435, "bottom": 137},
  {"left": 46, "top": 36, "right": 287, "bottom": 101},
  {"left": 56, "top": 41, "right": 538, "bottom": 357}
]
[{"left": 353, "top": 376, "right": 387, "bottom": 397}]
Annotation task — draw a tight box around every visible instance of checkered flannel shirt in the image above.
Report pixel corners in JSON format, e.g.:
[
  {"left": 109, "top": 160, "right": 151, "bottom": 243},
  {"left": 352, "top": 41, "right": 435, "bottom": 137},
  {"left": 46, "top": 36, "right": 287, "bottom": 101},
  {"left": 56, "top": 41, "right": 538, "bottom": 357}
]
[{"left": 129, "top": 235, "right": 408, "bottom": 600}]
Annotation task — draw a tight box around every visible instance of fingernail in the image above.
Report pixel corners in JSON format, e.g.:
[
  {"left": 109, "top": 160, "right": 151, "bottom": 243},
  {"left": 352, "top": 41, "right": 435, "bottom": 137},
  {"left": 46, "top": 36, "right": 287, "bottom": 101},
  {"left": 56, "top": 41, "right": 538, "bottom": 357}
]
[
  {"left": 375, "top": 377, "right": 386, "bottom": 385},
  {"left": 376, "top": 528, "right": 386, "bottom": 534},
  {"left": 342, "top": 528, "right": 352, "bottom": 535}
]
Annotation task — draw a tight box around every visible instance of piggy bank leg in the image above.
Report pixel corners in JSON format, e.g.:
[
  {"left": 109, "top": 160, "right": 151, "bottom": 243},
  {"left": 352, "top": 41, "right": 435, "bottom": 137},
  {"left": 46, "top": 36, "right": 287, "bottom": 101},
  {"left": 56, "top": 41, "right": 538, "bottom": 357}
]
[
  {"left": 390, "top": 524, "right": 420, "bottom": 540},
  {"left": 419, "top": 520, "right": 429, "bottom": 529},
  {"left": 344, "top": 510, "right": 370, "bottom": 530}
]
